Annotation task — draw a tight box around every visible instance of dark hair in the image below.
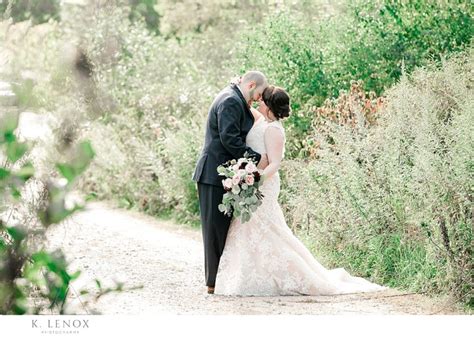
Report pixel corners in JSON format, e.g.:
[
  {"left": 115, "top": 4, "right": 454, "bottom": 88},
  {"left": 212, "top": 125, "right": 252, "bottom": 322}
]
[{"left": 262, "top": 85, "right": 291, "bottom": 120}]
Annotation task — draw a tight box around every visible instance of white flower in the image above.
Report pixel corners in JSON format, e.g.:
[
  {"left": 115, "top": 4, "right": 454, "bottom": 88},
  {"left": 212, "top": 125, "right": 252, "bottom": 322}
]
[
  {"left": 64, "top": 194, "right": 84, "bottom": 211},
  {"left": 232, "top": 185, "right": 241, "bottom": 194},
  {"left": 179, "top": 93, "right": 188, "bottom": 103},
  {"left": 237, "top": 169, "right": 247, "bottom": 178},
  {"left": 57, "top": 178, "right": 68, "bottom": 188}
]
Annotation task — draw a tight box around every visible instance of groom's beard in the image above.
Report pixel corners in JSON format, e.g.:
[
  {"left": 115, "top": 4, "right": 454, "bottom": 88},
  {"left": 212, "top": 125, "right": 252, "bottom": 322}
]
[{"left": 247, "top": 88, "right": 255, "bottom": 107}]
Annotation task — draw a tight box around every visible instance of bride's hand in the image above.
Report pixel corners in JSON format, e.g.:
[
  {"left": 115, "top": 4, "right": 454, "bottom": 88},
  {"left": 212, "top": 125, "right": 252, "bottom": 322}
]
[{"left": 257, "top": 153, "right": 269, "bottom": 169}]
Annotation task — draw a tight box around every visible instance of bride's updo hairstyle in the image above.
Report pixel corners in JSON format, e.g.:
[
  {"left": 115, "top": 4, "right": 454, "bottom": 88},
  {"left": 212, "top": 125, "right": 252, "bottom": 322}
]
[{"left": 262, "top": 85, "right": 291, "bottom": 120}]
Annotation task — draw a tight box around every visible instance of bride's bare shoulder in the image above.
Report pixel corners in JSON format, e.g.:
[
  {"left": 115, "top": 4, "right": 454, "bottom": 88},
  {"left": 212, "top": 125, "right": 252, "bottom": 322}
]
[
  {"left": 267, "top": 120, "right": 285, "bottom": 133},
  {"left": 264, "top": 121, "right": 285, "bottom": 139}
]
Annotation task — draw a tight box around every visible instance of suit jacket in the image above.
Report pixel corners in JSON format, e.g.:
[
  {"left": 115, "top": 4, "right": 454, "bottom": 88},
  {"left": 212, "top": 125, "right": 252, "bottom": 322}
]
[{"left": 192, "top": 84, "right": 262, "bottom": 186}]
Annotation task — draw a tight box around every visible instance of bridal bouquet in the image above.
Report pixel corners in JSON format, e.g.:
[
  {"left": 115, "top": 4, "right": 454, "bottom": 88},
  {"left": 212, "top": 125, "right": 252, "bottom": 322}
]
[{"left": 217, "top": 154, "right": 264, "bottom": 223}]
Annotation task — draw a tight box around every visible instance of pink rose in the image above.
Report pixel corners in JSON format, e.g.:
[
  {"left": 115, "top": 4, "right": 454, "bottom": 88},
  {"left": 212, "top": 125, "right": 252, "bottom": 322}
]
[
  {"left": 245, "top": 162, "right": 257, "bottom": 173},
  {"left": 223, "top": 178, "right": 233, "bottom": 190},
  {"left": 232, "top": 164, "right": 240, "bottom": 172},
  {"left": 245, "top": 175, "right": 255, "bottom": 186},
  {"left": 232, "top": 175, "right": 241, "bottom": 185}
]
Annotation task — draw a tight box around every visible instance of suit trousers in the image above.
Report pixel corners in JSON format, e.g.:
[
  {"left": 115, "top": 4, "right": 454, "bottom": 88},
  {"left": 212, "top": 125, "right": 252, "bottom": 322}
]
[{"left": 197, "top": 182, "right": 232, "bottom": 287}]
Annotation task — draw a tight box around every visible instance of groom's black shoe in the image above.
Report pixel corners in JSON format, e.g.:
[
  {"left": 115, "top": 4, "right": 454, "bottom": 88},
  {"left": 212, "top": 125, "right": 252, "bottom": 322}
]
[{"left": 207, "top": 287, "right": 215, "bottom": 294}]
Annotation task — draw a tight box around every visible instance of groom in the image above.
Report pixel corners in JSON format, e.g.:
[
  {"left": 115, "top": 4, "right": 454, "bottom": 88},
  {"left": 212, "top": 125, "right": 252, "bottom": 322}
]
[{"left": 192, "top": 71, "right": 269, "bottom": 294}]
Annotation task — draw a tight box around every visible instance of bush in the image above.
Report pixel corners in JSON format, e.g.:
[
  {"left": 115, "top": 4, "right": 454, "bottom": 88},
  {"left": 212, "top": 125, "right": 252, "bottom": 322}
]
[
  {"left": 280, "top": 50, "right": 473, "bottom": 305},
  {"left": 159, "top": 119, "right": 204, "bottom": 225},
  {"left": 128, "top": 0, "right": 161, "bottom": 34},
  {"left": 73, "top": 4, "right": 260, "bottom": 223},
  {"left": 236, "top": 0, "right": 473, "bottom": 157},
  {"left": 0, "top": 111, "right": 95, "bottom": 314},
  {"left": 0, "top": 19, "right": 139, "bottom": 311},
  {"left": 1, "top": 0, "right": 60, "bottom": 24},
  {"left": 343, "top": 0, "right": 473, "bottom": 93},
  {"left": 288, "top": 80, "right": 385, "bottom": 158}
]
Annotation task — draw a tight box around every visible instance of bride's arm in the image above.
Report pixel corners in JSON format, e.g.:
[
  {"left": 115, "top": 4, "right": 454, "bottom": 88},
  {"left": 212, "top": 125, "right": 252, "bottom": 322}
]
[
  {"left": 261, "top": 126, "right": 284, "bottom": 179},
  {"left": 250, "top": 107, "right": 263, "bottom": 121}
]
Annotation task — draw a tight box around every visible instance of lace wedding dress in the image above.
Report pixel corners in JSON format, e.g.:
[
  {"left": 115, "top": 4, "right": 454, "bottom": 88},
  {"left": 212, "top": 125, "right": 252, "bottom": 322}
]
[{"left": 214, "top": 118, "right": 387, "bottom": 296}]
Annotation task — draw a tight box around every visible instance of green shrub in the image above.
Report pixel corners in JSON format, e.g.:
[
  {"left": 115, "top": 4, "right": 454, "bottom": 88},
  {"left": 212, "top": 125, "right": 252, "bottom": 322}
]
[
  {"left": 236, "top": 0, "right": 473, "bottom": 157},
  {"left": 1, "top": 0, "right": 60, "bottom": 24},
  {"left": 344, "top": 0, "right": 473, "bottom": 93},
  {"left": 159, "top": 119, "right": 204, "bottom": 225},
  {"left": 280, "top": 49, "right": 473, "bottom": 305},
  {"left": 128, "top": 0, "right": 161, "bottom": 34},
  {"left": 73, "top": 6, "right": 239, "bottom": 222},
  {"left": 0, "top": 112, "right": 94, "bottom": 314}
]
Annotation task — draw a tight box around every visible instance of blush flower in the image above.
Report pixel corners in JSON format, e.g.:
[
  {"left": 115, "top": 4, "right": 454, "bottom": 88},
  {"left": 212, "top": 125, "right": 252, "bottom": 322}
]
[
  {"left": 232, "top": 175, "right": 241, "bottom": 185},
  {"left": 245, "top": 162, "right": 257, "bottom": 173},
  {"left": 217, "top": 155, "right": 264, "bottom": 224},
  {"left": 223, "top": 178, "right": 233, "bottom": 190}
]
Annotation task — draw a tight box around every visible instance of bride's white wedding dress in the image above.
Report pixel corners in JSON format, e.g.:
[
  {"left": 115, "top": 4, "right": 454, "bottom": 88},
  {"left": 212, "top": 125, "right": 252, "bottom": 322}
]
[{"left": 214, "top": 118, "right": 387, "bottom": 296}]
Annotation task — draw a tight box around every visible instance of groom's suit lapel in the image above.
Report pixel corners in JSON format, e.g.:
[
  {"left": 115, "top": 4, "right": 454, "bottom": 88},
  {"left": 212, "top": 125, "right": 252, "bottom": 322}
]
[{"left": 230, "top": 84, "right": 255, "bottom": 122}]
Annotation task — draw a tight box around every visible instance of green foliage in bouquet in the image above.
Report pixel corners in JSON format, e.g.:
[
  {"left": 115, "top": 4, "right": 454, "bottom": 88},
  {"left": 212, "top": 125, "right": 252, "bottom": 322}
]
[{"left": 217, "top": 157, "right": 264, "bottom": 224}]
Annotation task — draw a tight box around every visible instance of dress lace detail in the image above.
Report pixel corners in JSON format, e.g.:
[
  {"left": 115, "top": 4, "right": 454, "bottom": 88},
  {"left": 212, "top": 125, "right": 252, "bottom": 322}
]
[{"left": 214, "top": 118, "right": 386, "bottom": 296}]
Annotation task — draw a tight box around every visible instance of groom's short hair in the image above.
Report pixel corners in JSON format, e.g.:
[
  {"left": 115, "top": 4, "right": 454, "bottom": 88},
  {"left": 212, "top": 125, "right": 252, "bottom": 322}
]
[{"left": 241, "top": 71, "right": 267, "bottom": 88}]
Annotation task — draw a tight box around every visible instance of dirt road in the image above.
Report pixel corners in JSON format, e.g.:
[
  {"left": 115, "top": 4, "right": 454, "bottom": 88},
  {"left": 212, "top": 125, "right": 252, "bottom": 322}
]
[{"left": 45, "top": 202, "right": 463, "bottom": 315}]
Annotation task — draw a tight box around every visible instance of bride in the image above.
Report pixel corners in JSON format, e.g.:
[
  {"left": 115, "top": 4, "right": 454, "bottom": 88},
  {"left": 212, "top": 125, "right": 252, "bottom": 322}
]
[{"left": 214, "top": 85, "right": 387, "bottom": 296}]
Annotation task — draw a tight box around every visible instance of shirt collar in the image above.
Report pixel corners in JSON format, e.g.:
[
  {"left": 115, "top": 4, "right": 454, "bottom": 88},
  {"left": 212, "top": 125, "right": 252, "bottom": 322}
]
[
  {"left": 235, "top": 84, "right": 250, "bottom": 107},
  {"left": 236, "top": 84, "right": 244, "bottom": 96}
]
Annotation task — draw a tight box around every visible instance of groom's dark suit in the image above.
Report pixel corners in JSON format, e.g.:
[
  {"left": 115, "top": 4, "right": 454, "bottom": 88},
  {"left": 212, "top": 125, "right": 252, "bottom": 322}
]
[{"left": 193, "top": 84, "right": 261, "bottom": 287}]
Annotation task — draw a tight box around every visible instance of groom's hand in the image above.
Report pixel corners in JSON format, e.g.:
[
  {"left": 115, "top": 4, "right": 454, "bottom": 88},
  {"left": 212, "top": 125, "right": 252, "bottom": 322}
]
[{"left": 257, "top": 153, "right": 269, "bottom": 169}]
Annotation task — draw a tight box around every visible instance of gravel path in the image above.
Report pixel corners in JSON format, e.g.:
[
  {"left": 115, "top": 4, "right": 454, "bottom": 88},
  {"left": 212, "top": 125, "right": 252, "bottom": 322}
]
[{"left": 45, "top": 202, "right": 464, "bottom": 315}]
